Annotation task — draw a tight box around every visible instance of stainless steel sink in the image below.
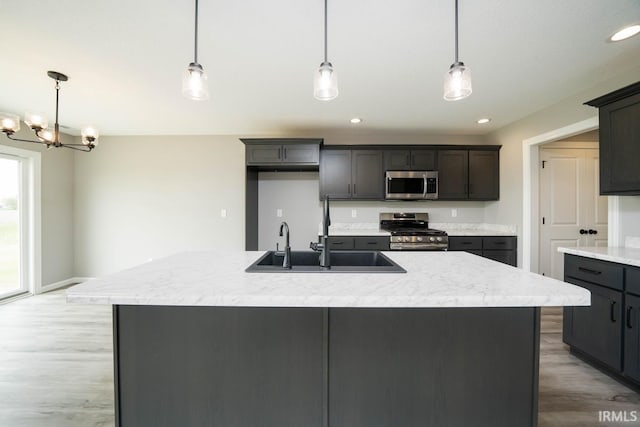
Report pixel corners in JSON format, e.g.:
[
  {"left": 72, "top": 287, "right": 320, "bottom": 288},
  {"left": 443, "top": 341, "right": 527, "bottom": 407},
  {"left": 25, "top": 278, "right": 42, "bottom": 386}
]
[{"left": 245, "top": 250, "right": 406, "bottom": 273}]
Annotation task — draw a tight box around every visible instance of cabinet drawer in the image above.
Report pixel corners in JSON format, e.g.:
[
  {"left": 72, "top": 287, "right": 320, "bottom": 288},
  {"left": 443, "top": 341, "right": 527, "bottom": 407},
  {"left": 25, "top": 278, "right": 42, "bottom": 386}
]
[
  {"left": 627, "top": 267, "right": 640, "bottom": 297},
  {"left": 353, "top": 236, "right": 390, "bottom": 250},
  {"left": 327, "top": 237, "right": 355, "bottom": 250},
  {"left": 565, "top": 255, "right": 623, "bottom": 290},
  {"left": 482, "top": 236, "right": 516, "bottom": 250},
  {"left": 448, "top": 237, "right": 482, "bottom": 251}
]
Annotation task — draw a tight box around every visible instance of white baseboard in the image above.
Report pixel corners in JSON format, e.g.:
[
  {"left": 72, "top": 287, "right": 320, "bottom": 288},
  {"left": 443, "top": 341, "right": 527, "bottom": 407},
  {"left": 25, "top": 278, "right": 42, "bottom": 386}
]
[{"left": 40, "top": 277, "right": 95, "bottom": 294}]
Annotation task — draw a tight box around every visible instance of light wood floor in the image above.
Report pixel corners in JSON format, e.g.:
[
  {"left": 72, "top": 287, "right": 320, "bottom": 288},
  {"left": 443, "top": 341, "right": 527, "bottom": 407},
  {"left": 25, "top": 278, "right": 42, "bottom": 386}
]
[{"left": 1, "top": 294, "right": 639, "bottom": 426}]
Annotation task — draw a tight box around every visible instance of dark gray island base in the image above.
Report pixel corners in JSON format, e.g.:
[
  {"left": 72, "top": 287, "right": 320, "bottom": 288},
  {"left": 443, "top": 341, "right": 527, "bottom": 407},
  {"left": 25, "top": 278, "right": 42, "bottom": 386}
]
[{"left": 113, "top": 305, "right": 540, "bottom": 427}]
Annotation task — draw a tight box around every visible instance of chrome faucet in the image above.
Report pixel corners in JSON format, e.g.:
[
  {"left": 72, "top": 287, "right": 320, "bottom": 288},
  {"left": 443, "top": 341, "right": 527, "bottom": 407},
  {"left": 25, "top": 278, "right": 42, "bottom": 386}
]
[
  {"left": 278, "top": 221, "right": 291, "bottom": 269},
  {"left": 309, "top": 196, "right": 331, "bottom": 269}
]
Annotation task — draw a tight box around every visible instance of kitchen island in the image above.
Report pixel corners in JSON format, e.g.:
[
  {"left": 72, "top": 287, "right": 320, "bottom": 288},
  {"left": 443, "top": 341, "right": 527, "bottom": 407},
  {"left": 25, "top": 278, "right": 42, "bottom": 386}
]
[{"left": 68, "top": 250, "right": 589, "bottom": 427}]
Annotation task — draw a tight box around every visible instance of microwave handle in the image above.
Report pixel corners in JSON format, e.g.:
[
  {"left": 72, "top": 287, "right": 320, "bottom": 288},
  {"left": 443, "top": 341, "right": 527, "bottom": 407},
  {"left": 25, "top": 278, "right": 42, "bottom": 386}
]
[
  {"left": 386, "top": 175, "right": 391, "bottom": 192},
  {"left": 423, "top": 175, "right": 428, "bottom": 197}
]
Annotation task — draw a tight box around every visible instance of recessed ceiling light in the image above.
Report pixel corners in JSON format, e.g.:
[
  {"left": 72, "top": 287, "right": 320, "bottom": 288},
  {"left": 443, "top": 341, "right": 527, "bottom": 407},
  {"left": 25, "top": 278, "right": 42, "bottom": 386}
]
[
  {"left": 610, "top": 24, "right": 640, "bottom": 42},
  {"left": 350, "top": 118, "right": 362, "bottom": 124},
  {"left": 477, "top": 118, "right": 491, "bottom": 124}
]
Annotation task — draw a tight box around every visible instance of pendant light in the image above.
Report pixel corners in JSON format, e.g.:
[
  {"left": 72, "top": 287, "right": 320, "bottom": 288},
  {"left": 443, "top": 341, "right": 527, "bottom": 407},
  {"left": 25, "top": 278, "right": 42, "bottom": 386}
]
[
  {"left": 182, "top": 0, "right": 209, "bottom": 100},
  {"left": 443, "top": 0, "right": 472, "bottom": 101},
  {"left": 313, "top": 0, "right": 338, "bottom": 101}
]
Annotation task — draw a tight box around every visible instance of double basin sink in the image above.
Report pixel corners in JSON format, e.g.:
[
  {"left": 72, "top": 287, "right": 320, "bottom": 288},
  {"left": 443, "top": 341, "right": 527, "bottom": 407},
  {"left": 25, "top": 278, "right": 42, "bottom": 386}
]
[{"left": 245, "top": 250, "right": 406, "bottom": 273}]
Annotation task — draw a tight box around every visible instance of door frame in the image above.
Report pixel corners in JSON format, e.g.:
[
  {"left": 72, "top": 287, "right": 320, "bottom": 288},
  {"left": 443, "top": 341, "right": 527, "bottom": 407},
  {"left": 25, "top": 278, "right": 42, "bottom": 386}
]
[
  {"left": 0, "top": 145, "right": 41, "bottom": 298},
  {"left": 521, "top": 116, "right": 620, "bottom": 273}
]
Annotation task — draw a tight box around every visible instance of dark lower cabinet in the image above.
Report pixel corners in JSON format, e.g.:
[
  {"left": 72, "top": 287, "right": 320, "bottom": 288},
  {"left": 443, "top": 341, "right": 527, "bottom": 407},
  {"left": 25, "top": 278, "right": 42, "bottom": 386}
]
[
  {"left": 562, "top": 278, "right": 622, "bottom": 371},
  {"left": 325, "top": 236, "right": 389, "bottom": 251},
  {"left": 562, "top": 254, "right": 640, "bottom": 389},
  {"left": 448, "top": 236, "right": 517, "bottom": 267},
  {"left": 625, "top": 294, "right": 640, "bottom": 382},
  {"left": 329, "top": 308, "right": 539, "bottom": 427}
]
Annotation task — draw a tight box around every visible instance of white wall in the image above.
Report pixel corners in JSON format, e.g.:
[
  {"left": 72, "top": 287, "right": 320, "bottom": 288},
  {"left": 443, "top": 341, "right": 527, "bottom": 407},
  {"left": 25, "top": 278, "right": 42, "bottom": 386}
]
[
  {"left": 619, "top": 197, "right": 640, "bottom": 244},
  {"left": 1, "top": 128, "right": 75, "bottom": 286},
  {"left": 73, "top": 135, "right": 245, "bottom": 277}
]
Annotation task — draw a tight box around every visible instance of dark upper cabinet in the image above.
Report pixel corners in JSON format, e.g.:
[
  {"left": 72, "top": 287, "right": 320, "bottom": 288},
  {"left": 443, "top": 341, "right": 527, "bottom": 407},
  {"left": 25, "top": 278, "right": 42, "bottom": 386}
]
[
  {"left": 384, "top": 149, "right": 436, "bottom": 171},
  {"left": 438, "top": 149, "right": 500, "bottom": 200},
  {"left": 320, "top": 149, "right": 383, "bottom": 200},
  {"left": 469, "top": 150, "right": 499, "bottom": 200},
  {"left": 242, "top": 138, "right": 321, "bottom": 166},
  {"left": 320, "top": 149, "right": 352, "bottom": 199},
  {"left": 438, "top": 150, "right": 469, "bottom": 199},
  {"left": 585, "top": 81, "right": 640, "bottom": 195},
  {"left": 352, "top": 150, "right": 384, "bottom": 199}
]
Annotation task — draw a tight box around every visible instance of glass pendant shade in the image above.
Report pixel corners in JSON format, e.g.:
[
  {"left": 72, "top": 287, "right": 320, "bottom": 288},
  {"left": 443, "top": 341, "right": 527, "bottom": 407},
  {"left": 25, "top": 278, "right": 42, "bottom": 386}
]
[
  {"left": 81, "top": 126, "right": 100, "bottom": 146},
  {"left": 0, "top": 112, "right": 21, "bottom": 134},
  {"left": 182, "top": 62, "right": 210, "bottom": 101},
  {"left": 314, "top": 62, "right": 339, "bottom": 101},
  {"left": 38, "top": 129, "right": 55, "bottom": 143},
  {"left": 24, "top": 112, "right": 48, "bottom": 130},
  {"left": 443, "top": 62, "right": 472, "bottom": 101}
]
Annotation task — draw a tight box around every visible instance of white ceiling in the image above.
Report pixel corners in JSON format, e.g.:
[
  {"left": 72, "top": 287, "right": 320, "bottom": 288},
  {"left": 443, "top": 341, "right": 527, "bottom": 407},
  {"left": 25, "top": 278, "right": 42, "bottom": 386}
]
[{"left": 0, "top": 0, "right": 639, "bottom": 136}]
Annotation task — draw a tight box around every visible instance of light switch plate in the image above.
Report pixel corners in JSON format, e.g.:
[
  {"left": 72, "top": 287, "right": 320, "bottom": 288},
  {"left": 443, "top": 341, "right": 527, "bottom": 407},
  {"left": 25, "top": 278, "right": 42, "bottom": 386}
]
[
  {"left": 277, "top": 209, "right": 283, "bottom": 217},
  {"left": 221, "top": 209, "right": 227, "bottom": 218},
  {"left": 451, "top": 209, "right": 457, "bottom": 218},
  {"left": 351, "top": 209, "right": 357, "bottom": 218}
]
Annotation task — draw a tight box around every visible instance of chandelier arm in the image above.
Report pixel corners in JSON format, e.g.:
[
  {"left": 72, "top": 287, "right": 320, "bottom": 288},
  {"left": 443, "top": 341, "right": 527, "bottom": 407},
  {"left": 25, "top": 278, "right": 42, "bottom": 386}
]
[
  {"left": 5, "top": 134, "right": 46, "bottom": 145},
  {"left": 60, "top": 144, "right": 93, "bottom": 152}
]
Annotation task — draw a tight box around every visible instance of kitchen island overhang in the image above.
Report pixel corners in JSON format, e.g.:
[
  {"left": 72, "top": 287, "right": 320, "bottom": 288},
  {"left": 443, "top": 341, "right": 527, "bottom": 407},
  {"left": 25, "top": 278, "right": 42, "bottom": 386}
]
[{"left": 68, "top": 251, "right": 590, "bottom": 427}]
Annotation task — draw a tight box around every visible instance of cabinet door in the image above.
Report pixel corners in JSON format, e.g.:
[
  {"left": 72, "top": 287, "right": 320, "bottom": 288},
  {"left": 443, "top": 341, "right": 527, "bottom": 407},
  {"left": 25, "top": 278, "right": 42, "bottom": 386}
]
[
  {"left": 448, "top": 236, "right": 482, "bottom": 251},
  {"left": 352, "top": 150, "right": 384, "bottom": 199},
  {"left": 384, "top": 150, "right": 411, "bottom": 171},
  {"left": 624, "top": 294, "right": 640, "bottom": 383},
  {"left": 562, "top": 278, "right": 622, "bottom": 371},
  {"left": 483, "top": 250, "right": 516, "bottom": 266},
  {"left": 282, "top": 144, "right": 319, "bottom": 164},
  {"left": 437, "top": 150, "right": 468, "bottom": 199},
  {"left": 469, "top": 150, "right": 499, "bottom": 200},
  {"left": 410, "top": 149, "right": 436, "bottom": 170},
  {"left": 599, "top": 92, "right": 640, "bottom": 194},
  {"left": 320, "top": 150, "right": 352, "bottom": 199},
  {"left": 246, "top": 144, "right": 282, "bottom": 164}
]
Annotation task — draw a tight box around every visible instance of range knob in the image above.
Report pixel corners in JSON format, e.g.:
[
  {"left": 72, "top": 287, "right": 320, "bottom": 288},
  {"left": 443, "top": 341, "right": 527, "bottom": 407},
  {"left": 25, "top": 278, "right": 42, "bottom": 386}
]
[
  {"left": 417, "top": 237, "right": 423, "bottom": 242},
  {"left": 404, "top": 236, "right": 410, "bottom": 242},
  {"left": 429, "top": 237, "right": 436, "bottom": 242},
  {"left": 436, "top": 237, "right": 443, "bottom": 242}
]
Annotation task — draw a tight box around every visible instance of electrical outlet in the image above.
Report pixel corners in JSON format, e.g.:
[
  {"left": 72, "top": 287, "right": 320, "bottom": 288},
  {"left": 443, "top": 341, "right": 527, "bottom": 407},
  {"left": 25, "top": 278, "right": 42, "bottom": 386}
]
[
  {"left": 351, "top": 209, "right": 357, "bottom": 218},
  {"left": 451, "top": 209, "right": 457, "bottom": 218},
  {"left": 276, "top": 209, "right": 283, "bottom": 218},
  {"left": 220, "top": 209, "right": 227, "bottom": 218}
]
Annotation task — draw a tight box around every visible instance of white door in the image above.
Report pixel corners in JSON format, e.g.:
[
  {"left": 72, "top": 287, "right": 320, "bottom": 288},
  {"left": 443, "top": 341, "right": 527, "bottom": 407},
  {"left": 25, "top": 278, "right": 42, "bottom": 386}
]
[{"left": 539, "top": 148, "right": 608, "bottom": 280}]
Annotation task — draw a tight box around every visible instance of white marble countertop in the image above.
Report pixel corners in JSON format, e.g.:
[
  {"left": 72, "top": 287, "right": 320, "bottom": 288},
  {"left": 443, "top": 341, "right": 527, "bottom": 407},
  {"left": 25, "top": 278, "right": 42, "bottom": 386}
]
[
  {"left": 558, "top": 246, "right": 640, "bottom": 268},
  {"left": 67, "top": 251, "right": 589, "bottom": 308}
]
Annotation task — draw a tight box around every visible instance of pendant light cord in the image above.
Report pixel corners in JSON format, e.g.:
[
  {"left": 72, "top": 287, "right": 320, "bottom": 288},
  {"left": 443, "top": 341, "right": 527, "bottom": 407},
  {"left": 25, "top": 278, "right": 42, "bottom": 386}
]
[
  {"left": 324, "top": 0, "right": 328, "bottom": 63},
  {"left": 454, "top": 0, "right": 459, "bottom": 63},
  {"left": 194, "top": 0, "right": 199, "bottom": 63}
]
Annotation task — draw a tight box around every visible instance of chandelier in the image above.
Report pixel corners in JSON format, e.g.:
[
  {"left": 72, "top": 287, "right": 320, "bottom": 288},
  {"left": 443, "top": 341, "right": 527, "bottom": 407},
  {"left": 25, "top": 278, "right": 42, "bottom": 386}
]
[{"left": 0, "top": 71, "right": 99, "bottom": 152}]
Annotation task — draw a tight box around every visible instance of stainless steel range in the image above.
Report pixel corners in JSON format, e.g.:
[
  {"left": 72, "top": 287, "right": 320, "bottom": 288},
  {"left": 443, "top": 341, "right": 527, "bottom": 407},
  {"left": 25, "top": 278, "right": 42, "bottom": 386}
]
[{"left": 380, "top": 212, "right": 448, "bottom": 250}]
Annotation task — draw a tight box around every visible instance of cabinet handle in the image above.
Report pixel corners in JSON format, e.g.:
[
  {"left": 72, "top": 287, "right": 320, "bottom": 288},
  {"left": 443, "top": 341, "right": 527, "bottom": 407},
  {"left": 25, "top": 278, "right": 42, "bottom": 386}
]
[
  {"left": 407, "top": 154, "right": 411, "bottom": 166},
  {"left": 494, "top": 241, "right": 506, "bottom": 245},
  {"left": 353, "top": 184, "right": 357, "bottom": 194},
  {"left": 278, "top": 147, "right": 282, "bottom": 160},
  {"left": 462, "top": 242, "right": 473, "bottom": 245},
  {"left": 611, "top": 301, "right": 617, "bottom": 322},
  {"left": 283, "top": 147, "right": 287, "bottom": 159},
  {"left": 578, "top": 267, "right": 602, "bottom": 275},
  {"left": 628, "top": 307, "right": 633, "bottom": 329},
  {"left": 366, "top": 241, "right": 377, "bottom": 245},
  {"left": 579, "top": 229, "right": 588, "bottom": 235},
  {"left": 347, "top": 184, "right": 351, "bottom": 194},
  {"left": 588, "top": 229, "right": 598, "bottom": 235},
  {"left": 333, "top": 242, "right": 344, "bottom": 245}
]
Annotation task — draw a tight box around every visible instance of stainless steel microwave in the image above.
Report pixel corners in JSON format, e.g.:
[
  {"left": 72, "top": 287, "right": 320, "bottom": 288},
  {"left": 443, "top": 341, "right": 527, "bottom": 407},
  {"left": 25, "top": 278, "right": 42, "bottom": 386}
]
[{"left": 385, "top": 171, "right": 438, "bottom": 200}]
